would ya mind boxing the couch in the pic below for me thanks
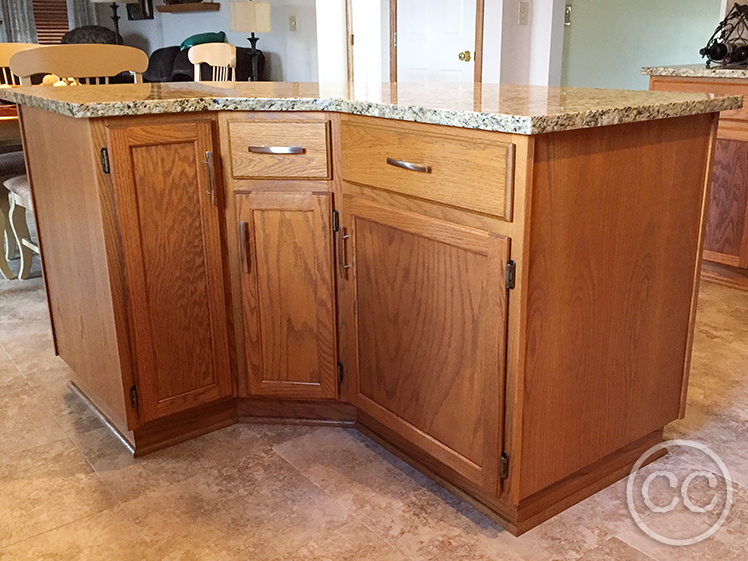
[144,45,266,82]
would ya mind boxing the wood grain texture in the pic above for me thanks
[237,397,355,424]
[341,118,513,218]
[236,191,338,399]
[348,196,508,492]
[701,259,748,290]
[18,107,131,434]
[107,120,232,422]
[132,397,237,457]
[473,0,485,84]
[228,121,330,180]
[649,75,748,123]
[519,115,714,498]
[703,139,748,265]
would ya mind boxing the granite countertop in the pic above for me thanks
[643,65,748,79]
[0,82,741,135]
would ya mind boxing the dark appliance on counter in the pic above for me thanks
[701,3,748,67]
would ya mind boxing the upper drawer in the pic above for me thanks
[341,119,515,220]
[650,76,748,122]
[227,120,331,179]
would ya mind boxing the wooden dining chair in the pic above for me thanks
[9,44,148,86]
[0,43,39,86]
[4,174,36,279]
[188,43,237,82]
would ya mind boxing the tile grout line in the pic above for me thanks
[269,436,420,561]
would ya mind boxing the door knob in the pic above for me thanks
[458,50,472,62]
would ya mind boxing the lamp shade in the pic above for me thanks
[231,2,272,33]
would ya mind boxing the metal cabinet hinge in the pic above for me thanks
[332,209,340,232]
[505,260,516,290]
[100,147,110,174]
[129,385,139,411]
[499,452,510,479]
[337,362,344,384]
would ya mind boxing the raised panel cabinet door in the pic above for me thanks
[346,197,509,493]
[107,121,232,423]
[236,191,338,399]
[703,138,748,268]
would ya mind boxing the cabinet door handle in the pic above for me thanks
[337,227,351,276]
[248,146,306,155]
[386,157,431,173]
[204,150,217,206]
[239,220,250,273]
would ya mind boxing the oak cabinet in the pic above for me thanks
[344,196,510,493]
[107,120,233,422]
[235,191,338,399]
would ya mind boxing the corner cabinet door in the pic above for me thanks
[347,197,509,494]
[236,191,338,399]
[107,121,232,423]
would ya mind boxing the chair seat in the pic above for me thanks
[4,174,31,208]
[0,151,26,182]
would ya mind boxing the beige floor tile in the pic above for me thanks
[275,428,524,561]
[69,425,208,503]
[272,519,409,561]
[0,383,68,455]
[0,508,152,561]
[122,456,353,561]
[576,537,656,561]
[0,439,117,548]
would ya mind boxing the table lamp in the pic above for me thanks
[230,1,272,81]
[90,0,139,45]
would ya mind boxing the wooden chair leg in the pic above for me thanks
[9,197,32,280]
[0,186,17,262]
[0,191,14,280]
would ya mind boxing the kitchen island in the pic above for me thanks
[1,82,740,534]
[645,65,748,290]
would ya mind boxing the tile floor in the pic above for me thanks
[0,258,747,560]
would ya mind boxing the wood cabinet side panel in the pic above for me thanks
[519,115,715,498]
[18,107,130,433]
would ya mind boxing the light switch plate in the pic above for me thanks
[518,1,530,25]
[289,16,297,31]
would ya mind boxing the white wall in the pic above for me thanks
[117,0,319,82]
[561,0,721,90]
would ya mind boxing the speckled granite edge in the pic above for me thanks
[0,89,742,135]
[643,65,748,79]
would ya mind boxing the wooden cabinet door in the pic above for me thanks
[703,138,748,268]
[107,121,232,423]
[236,191,338,399]
[346,197,509,493]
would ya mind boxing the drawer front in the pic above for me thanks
[228,121,330,179]
[341,120,515,219]
[650,76,748,122]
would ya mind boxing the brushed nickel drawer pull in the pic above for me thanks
[204,150,217,206]
[248,146,306,155]
[239,221,250,273]
[337,227,351,276]
[386,157,431,173]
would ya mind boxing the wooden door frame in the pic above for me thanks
[389,0,485,83]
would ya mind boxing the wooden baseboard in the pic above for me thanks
[701,260,748,291]
[132,397,238,457]
[357,411,665,536]
[515,430,664,532]
[237,397,356,426]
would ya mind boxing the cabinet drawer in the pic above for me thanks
[228,121,330,179]
[341,120,515,220]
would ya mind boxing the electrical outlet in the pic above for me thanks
[518,1,530,25]
[289,16,297,31]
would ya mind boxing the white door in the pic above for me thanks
[397,0,476,82]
